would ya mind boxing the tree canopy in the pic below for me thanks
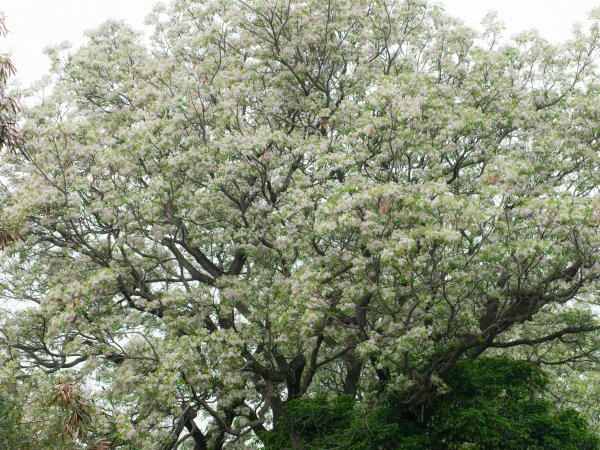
[0,0,599,448]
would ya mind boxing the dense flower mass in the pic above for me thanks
[0,0,599,448]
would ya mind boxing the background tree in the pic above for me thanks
[0,0,599,448]
[0,14,19,247]
[0,14,18,153]
[260,357,600,449]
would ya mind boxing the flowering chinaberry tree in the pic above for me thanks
[0,0,599,448]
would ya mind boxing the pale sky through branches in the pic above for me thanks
[1,0,600,87]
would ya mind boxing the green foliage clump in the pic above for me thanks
[261,357,600,449]
[0,394,29,450]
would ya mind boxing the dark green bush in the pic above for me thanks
[261,357,599,449]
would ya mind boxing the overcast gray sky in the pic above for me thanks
[1,0,600,86]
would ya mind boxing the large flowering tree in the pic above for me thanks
[1,0,599,448]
